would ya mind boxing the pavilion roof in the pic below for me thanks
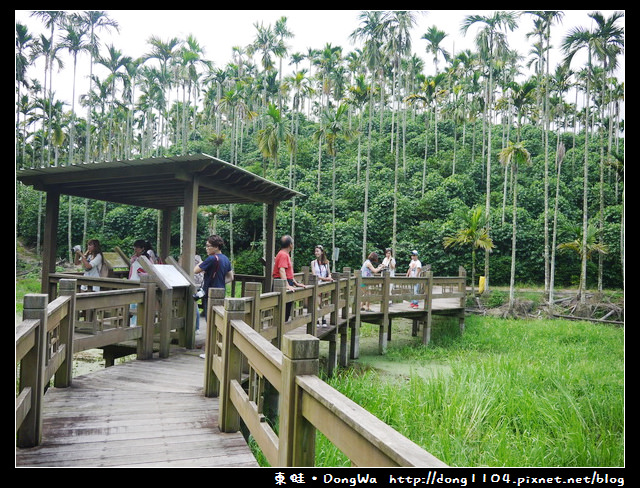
[16,153,302,210]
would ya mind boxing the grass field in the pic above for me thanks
[314,315,624,467]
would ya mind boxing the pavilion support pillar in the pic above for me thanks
[159,208,173,263]
[41,190,60,297]
[182,177,199,272]
[264,202,278,292]
[181,177,199,349]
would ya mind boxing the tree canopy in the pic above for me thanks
[16,10,624,298]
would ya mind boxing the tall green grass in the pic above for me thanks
[320,316,624,467]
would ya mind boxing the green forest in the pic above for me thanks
[15,11,624,302]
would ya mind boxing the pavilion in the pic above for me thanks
[16,153,302,293]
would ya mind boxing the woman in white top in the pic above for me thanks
[74,239,103,291]
[311,245,332,283]
[311,245,332,326]
[382,248,396,275]
[406,250,422,308]
[382,247,396,302]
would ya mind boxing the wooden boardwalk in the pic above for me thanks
[16,294,463,468]
[15,347,259,467]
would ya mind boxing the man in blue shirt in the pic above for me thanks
[194,235,233,318]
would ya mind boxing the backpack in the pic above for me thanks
[99,253,110,277]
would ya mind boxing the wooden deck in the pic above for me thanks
[360,296,464,318]
[15,347,259,467]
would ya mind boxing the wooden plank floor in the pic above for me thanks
[15,350,259,467]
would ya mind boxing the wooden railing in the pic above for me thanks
[202,290,448,467]
[15,276,160,448]
[48,255,198,358]
[16,279,76,447]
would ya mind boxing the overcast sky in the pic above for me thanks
[16,9,624,109]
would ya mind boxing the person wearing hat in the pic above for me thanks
[406,250,422,308]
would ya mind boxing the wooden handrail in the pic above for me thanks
[296,375,447,467]
[202,268,466,466]
[210,296,447,467]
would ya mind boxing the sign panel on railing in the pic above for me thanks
[153,265,191,287]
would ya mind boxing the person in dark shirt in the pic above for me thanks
[194,235,232,318]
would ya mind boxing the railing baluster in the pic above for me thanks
[55,279,76,387]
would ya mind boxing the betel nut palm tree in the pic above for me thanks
[461,11,518,295]
[444,206,494,297]
[557,223,609,305]
[498,141,532,312]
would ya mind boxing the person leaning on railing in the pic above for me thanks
[272,235,306,320]
[360,252,383,312]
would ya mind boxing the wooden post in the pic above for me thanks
[301,265,311,313]
[341,267,351,321]
[179,178,199,351]
[264,203,278,293]
[219,298,250,432]
[159,208,172,263]
[203,301,219,397]
[423,270,434,345]
[307,274,319,336]
[412,318,419,337]
[184,290,197,351]
[330,272,340,326]
[55,279,77,387]
[41,190,59,296]
[278,334,319,467]
[273,278,287,349]
[245,282,262,331]
[18,294,48,447]
[203,288,227,397]
[379,270,390,354]
[138,276,156,359]
[208,287,226,309]
[351,271,362,359]
[458,266,467,334]
[336,272,349,367]
[181,176,199,273]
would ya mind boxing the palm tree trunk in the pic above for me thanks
[579,54,591,304]
[509,165,518,311]
[362,83,374,262]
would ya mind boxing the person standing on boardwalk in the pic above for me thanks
[311,245,332,284]
[74,239,103,291]
[194,234,232,319]
[381,248,396,276]
[382,247,396,303]
[311,244,332,326]
[129,239,150,281]
[406,250,422,308]
[360,252,383,311]
[272,235,306,320]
